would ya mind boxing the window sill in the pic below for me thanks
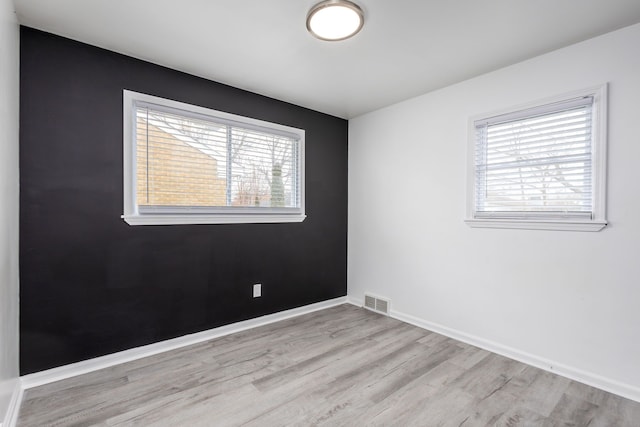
[123,213,306,226]
[464,218,607,232]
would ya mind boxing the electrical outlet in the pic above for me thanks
[253,283,262,298]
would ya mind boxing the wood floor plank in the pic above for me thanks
[547,393,600,426]
[448,352,527,400]
[352,372,441,426]
[493,406,551,427]
[16,304,640,426]
[447,342,491,370]
[455,389,519,426]
[516,370,572,417]
[367,341,462,404]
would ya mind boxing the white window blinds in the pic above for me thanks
[123,90,306,225]
[473,96,595,220]
[133,102,301,214]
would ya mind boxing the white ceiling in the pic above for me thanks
[13,0,640,119]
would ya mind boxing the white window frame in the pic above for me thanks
[465,85,608,232]
[122,90,306,225]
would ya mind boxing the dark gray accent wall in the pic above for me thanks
[19,27,348,375]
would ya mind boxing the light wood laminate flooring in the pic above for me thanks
[17,304,640,426]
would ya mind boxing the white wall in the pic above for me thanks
[0,0,20,423]
[349,23,640,400]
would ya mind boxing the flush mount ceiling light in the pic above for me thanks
[306,0,364,41]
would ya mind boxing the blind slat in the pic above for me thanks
[475,96,593,127]
[483,134,590,153]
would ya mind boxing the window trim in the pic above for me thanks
[122,90,306,225]
[465,84,608,232]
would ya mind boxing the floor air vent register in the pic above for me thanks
[364,294,390,315]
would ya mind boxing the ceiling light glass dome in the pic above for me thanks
[307,0,364,41]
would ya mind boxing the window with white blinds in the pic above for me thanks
[466,85,607,231]
[122,90,305,225]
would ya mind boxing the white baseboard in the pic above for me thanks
[348,297,640,403]
[2,379,23,427]
[21,297,348,390]
[18,295,639,410]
